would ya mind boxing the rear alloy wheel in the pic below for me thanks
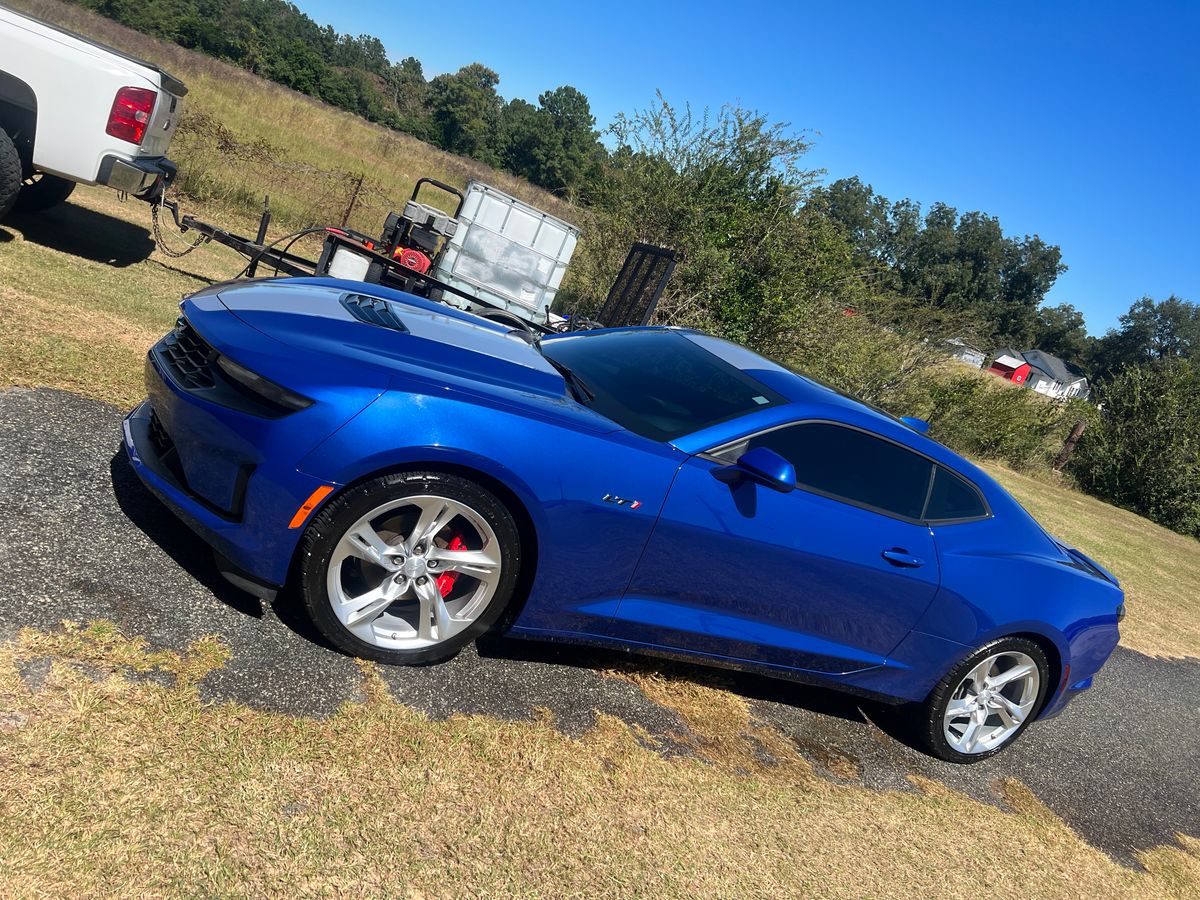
[15,171,75,213]
[920,637,1048,763]
[299,472,521,665]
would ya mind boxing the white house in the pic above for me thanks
[1016,349,1090,400]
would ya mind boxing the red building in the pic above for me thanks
[987,350,1032,384]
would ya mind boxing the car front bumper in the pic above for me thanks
[121,350,339,590]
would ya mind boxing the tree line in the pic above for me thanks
[78,0,1195,370]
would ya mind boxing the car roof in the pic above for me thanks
[547,326,885,412]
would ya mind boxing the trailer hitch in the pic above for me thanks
[151,195,210,259]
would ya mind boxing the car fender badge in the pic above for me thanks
[602,494,642,510]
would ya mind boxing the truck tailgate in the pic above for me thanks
[141,89,183,158]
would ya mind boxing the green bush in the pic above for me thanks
[1070,362,1200,537]
[913,368,1080,467]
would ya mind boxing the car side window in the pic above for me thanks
[924,465,988,522]
[724,422,935,521]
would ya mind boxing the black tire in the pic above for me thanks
[15,171,75,213]
[919,636,1050,763]
[0,129,20,221]
[298,470,522,665]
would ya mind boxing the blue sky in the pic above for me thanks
[301,0,1199,335]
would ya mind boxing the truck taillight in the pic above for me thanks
[106,87,157,144]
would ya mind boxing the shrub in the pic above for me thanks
[1070,362,1200,537]
[916,368,1071,467]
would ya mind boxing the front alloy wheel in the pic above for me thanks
[300,472,521,665]
[920,637,1049,763]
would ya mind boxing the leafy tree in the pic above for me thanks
[997,235,1065,347]
[533,86,603,194]
[1032,302,1090,365]
[427,63,503,164]
[567,96,864,361]
[806,177,894,263]
[498,98,545,182]
[500,87,603,195]
[1091,295,1200,378]
[386,57,427,117]
[808,179,1065,347]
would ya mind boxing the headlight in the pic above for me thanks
[217,355,313,412]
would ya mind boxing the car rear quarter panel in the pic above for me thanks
[1,7,171,180]
[919,516,1122,708]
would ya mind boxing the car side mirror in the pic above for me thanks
[900,416,930,434]
[713,446,796,493]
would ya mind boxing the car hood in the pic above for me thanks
[212,278,567,399]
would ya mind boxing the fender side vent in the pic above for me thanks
[341,293,409,333]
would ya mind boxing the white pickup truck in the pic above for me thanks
[0,4,185,219]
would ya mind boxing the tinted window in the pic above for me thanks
[925,466,987,521]
[539,330,783,441]
[734,423,934,520]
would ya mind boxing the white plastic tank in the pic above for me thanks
[434,181,580,324]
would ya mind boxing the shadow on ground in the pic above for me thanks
[4,200,155,266]
[108,450,263,620]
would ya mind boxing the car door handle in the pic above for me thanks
[881,549,925,568]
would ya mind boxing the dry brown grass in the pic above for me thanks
[1,622,1197,898]
[985,464,1200,659]
[0,185,249,406]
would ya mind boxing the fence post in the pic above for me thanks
[341,173,365,228]
[1053,421,1087,471]
[246,195,271,278]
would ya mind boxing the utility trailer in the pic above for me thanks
[158,178,677,334]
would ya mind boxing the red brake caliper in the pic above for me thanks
[435,534,467,598]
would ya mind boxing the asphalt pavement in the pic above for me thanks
[0,386,1196,865]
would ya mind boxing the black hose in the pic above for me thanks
[235,227,329,279]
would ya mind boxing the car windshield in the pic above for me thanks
[539,330,784,441]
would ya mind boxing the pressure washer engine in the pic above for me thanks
[321,182,460,284]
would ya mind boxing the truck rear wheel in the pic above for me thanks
[15,171,75,213]
[0,129,20,220]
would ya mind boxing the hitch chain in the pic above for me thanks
[151,198,210,259]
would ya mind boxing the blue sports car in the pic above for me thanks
[122,277,1124,762]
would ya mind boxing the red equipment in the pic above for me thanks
[393,246,431,274]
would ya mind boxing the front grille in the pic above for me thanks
[161,317,217,389]
[341,293,408,332]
